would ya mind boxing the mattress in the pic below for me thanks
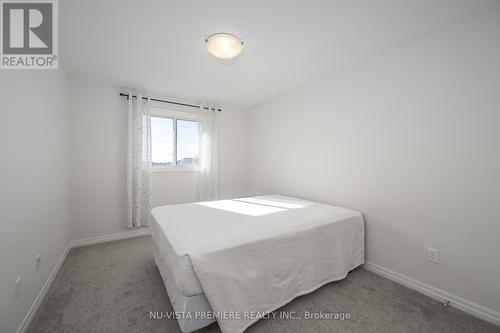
[150,215,203,296]
[152,242,215,332]
[151,194,365,332]
[150,195,320,297]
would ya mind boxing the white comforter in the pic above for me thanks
[151,195,364,333]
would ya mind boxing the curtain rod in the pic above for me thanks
[119,93,222,112]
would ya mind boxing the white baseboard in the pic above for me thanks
[17,228,151,333]
[363,261,500,327]
[69,227,150,248]
[16,245,70,333]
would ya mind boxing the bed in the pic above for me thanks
[150,194,365,333]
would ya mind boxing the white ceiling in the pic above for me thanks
[61,0,496,108]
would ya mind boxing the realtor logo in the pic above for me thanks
[1,0,58,69]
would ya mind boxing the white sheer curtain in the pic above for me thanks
[197,105,219,201]
[127,94,152,228]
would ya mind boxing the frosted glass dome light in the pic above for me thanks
[205,33,244,59]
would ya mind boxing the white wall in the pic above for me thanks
[69,78,250,240]
[248,7,500,315]
[0,70,71,333]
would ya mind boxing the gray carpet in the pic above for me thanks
[27,236,499,333]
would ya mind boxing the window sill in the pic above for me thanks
[152,167,199,173]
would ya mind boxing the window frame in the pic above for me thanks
[150,108,200,173]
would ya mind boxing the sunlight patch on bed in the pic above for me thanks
[197,200,288,216]
[236,197,306,209]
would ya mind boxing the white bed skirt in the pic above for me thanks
[153,243,216,332]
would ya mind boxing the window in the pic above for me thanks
[151,116,199,169]
[176,120,199,166]
[151,117,174,165]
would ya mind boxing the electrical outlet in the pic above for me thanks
[427,248,439,264]
[35,254,42,272]
[15,277,23,300]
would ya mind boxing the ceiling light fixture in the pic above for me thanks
[205,33,244,59]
